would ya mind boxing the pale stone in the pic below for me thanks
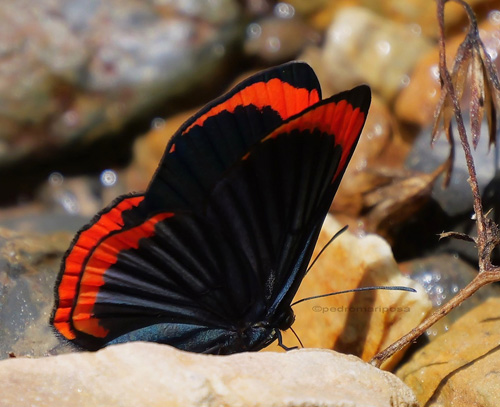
[360,0,493,37]
[397,297,500,406]
[1,343,418,407]
[264,215,432,371]
[322,7,433,100]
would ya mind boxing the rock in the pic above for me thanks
[397,296,500,406]
[265,215,432,371]
[0,170,129,233]
[309,0,494,35]
[0,227,71,359]
[308,1,361,31]
[406,113,496,217]
[322,7,433,100]
[393,49,442,127]
[1,343,418,407]
[0,0,242,169]
[244,15,320,63]
[400,254,500,339]
[286,0,333,17]
[360,0,494,37]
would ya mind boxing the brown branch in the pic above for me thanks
[371,0,500,368]
[371,270,499,367]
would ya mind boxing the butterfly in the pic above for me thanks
[51,62,371,354]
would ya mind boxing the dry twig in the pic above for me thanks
[372,0,500,368]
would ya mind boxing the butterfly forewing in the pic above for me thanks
[141,62,322,214]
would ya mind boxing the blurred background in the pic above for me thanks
[2,0,500,242]
[3,0,500,396]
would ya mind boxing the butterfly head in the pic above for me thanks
[274,306,295,331]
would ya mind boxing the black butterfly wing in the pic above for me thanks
[50,85,370,352]
[52,62,323,349]
[137,61,322,215]
[201,86,372,325]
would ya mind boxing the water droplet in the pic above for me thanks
[247,23,262,39]
[486,47,498,61]
[488,10,500,25]
[100,169,117,187]
[356,159,367,171]
[274,2,295,19]
[430,64,440,80]
[409,23,422,36]
[212,43,225,57]
[266,37,281,53]
[422,273,433,284]
[356,222,367,237]
[376,40,391,56]
[400,74,410,87]
[151,118,165,129]
[332,23,352,44]
[59,192,80,214]
[49,172,64,186]
[63,110,79,128]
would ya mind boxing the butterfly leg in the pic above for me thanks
[276,330,298,351]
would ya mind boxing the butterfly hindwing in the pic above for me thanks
[52,194,145,341]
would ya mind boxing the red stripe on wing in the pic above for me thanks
[71,212,173,338]
[260,94,368,181]
[53,196,145,340]
[168,79,320,153]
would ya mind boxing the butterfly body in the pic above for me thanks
[51,62,371,354]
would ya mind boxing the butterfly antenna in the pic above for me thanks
[306,225,348,274]
[291,285,416,307]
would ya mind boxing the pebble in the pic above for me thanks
[322,7,433,99]
[397,297,500,406]
[1,343,418,407]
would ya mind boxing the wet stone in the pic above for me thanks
[397,297,500,407]
[400,254,500,340]
[322,7,433,99]
[0,227,71,359]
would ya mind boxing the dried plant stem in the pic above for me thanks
[371,270,498,367]
[371,0,500,368]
